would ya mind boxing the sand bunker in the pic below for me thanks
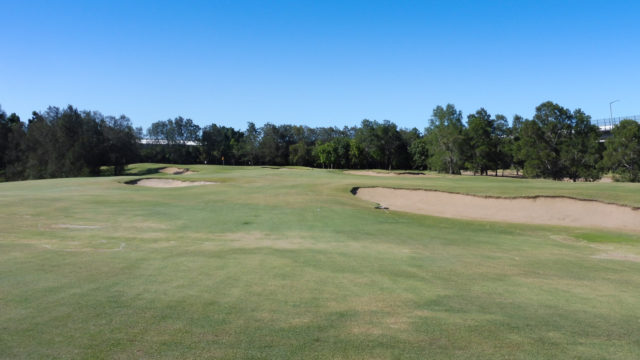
[354,187,640,232]
[345,171,429,177]
[130,179,215,188]
[160,167,194,175]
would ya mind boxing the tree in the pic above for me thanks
[289,142,311,166]
[0,109,27,180]
[493,114,512,176]
[348,139,366,169]
[101,115,139,175]
[354,119,406,170]
[513,102,601,181]
[239,122,261,165]
[426,104,467,174]
[466,108,494,175]
[398,128,420,169]
[409,137,429,170]
[601,120,640,182]
[312,141,333,168]
[145,117,201,163]
[510,115,526,175]
[560,109,602,181]
[514,119,543,177]
[0,107,8,172]
[201,124,243,165]
[24,111,53,179]
[528,101,574,179]
[259,124,294,166]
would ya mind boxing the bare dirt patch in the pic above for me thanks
[354,187,640,232]
[129,179,216,188]
[598,176,614,183]
[160,167,195,175]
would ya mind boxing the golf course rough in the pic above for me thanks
[1,163,639,359]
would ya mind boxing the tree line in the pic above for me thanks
[0,105,139,180]
[1,101,639,182]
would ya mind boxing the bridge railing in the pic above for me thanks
[592,115,640,130]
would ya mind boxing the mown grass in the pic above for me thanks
[1,164,639,359]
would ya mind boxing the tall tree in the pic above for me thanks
[354,119,405,170]
[348,139,366,169]
[426,104,467,174]
[0,109,27,180]
[560,109,602,181]
[601,119,640,182]
[408,137,429,170]
[201,124,243,165]
[101,115,139,175]
[466,108,494,175]
[145,117,201,163]
[493,114,512,176]
[510,115,526,175]
[239,122,261,165]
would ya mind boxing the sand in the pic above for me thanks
[160,167,195,175]
[345,171,430,177]
[354,187,640,232]
[131,179,216,188]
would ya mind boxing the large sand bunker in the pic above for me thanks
[130,179,215,188]
[354,187,640,232]
[160,167,194,175]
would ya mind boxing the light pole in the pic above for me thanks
[609,100,620,126]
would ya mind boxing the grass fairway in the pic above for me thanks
[1,164,640,359]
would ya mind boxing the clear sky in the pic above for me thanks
[1,0,638,130]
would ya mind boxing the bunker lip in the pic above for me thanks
[345,170,430,177]
[160,167,195,175]
[126,178,216,188]
[352,187,640,232]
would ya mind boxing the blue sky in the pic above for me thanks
[1,0,638,130]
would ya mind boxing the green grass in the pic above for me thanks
[1,164,639,359]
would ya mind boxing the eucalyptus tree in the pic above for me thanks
[426,104,467,174]
[146,117,201,163]
[601,119,640,182]
[561,109,602,181]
